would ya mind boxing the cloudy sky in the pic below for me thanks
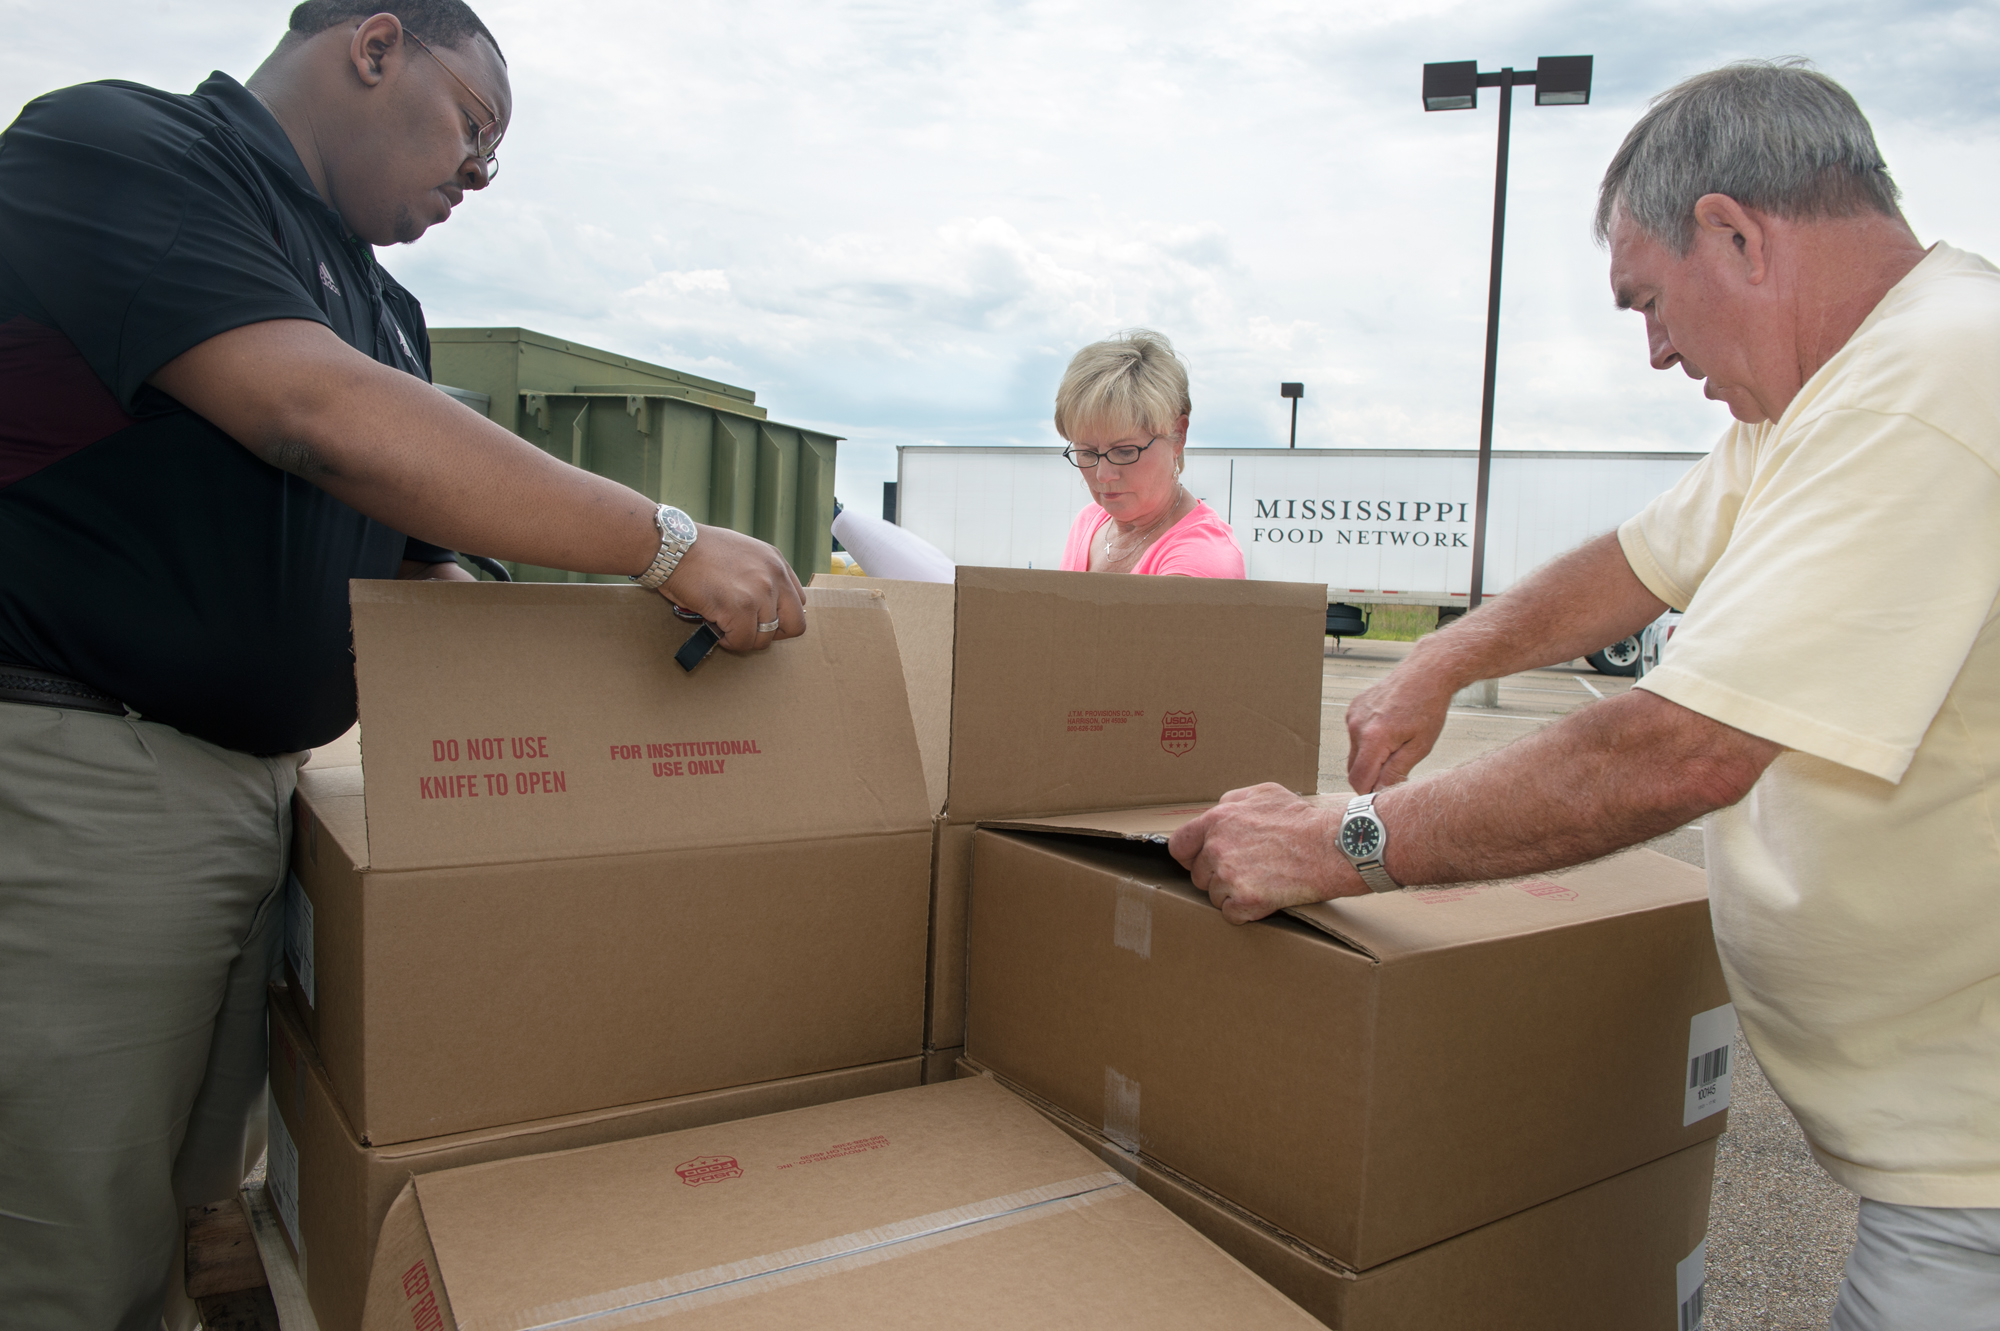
[6,0,1997,512]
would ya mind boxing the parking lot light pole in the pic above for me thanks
[1281,382,1304,448]
[1423,54,1593,609]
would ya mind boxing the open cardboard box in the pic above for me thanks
[265,988,923,1331]
[286,582,934,1144]
[966,1063,1715,1331]
[808,569,1328,1060]
[361,1077,1322,1329]
[964,802,1735,1269]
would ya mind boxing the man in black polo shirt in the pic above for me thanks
[0,4,806,1326]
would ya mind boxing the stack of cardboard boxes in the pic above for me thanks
[277,569,1734,1329]
[273,580,942,1331]
[961,807,1731,1328]
[835,568,1734,1328]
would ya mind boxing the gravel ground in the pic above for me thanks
[1320,640,1856,1328]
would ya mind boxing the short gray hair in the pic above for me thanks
[1053,329,1191,442]
[1595,60,1900,253]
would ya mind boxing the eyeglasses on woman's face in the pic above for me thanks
[1062,435,1159,469]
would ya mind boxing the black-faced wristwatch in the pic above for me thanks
[1338,792,1401,893]
[631,504,698,590]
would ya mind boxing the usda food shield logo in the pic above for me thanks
[1161,711,1197,757]
[675,1154,744,1186]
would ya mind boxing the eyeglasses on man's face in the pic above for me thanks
[1062,435,1159,469]
[407,29,502,185]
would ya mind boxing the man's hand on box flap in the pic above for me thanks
[1179,689,1781,926]
[662,525,807,653]
[1169,784,1365,924]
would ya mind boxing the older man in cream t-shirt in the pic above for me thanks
[1167,61,2000,1329]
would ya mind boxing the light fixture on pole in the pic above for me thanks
[1422,54,1592,609]
[1281,382,1303,448]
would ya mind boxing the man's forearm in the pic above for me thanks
[154,320,659,575]
[1344,532,1675,790]
[1401,533,1669,693]
[1374,688,1778,885]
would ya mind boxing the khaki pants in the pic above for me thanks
[0,701,298,1331]
[1832,1199,2000,1331]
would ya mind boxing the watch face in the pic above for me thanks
[661,506,697,545]
[1340,816,1382,860]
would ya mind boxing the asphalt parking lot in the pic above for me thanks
[1319,638,1856,1330]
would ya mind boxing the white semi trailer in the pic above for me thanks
[892,445,1704,672]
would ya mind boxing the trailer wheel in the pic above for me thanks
[1585,637,1642,677]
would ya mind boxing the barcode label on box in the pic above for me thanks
[268,1102,302,1256]
[284,872,315,1009]
[1683,1003,1736,1126]
[1676,1238,1706,1329]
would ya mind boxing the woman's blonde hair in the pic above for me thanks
[1053,329,1191,442]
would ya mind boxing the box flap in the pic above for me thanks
[1289,848,1709,962]
[987,800,1709,963]
[980,802,1231,845]
[945,568,1325,822]
[810,575,955,815]
[296,765,368,867]
[412,1079,1122,1325]
[380,1077,1317,1330]
[350,582,930,871]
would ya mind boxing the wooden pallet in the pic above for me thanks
[187,1186,317,1331]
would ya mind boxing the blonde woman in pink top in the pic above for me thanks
[1054,330,1246,578]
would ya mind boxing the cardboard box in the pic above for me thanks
[361,1077,1322,1329]
[286,582,933,1143]
[920,1045,963,1085]
[964,805,1734,1268]
[972,1063,1716,1331]
[812,569,1327,1052]
[265,991,922,1331]
[806,575,956,815]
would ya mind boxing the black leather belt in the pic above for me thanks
[0,665,127,716]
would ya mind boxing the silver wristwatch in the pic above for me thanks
[1337,793,1401,893]
[630,505,697,590]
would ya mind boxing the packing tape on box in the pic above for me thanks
[1113,881,1153,958]
[1091,1137,1142,1183]
[1104,1068,1143,1152]
[504,1171,1130,1330]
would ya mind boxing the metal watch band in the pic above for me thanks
[1343,793,1402,894]
[631,505,694,591]
[1354,860,1401,893]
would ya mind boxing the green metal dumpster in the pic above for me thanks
[429,327,840,583]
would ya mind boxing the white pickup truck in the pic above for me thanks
[892,445,1702,674]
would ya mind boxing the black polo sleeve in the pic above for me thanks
[0,79,330,410]
[403,537,460,565]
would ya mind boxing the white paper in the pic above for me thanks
[1676,1238,1706,1330]
[284,872,315,1009]
[267,1102,302,1260]
[1683,1003,1736,1126]
[831,510,955,583]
